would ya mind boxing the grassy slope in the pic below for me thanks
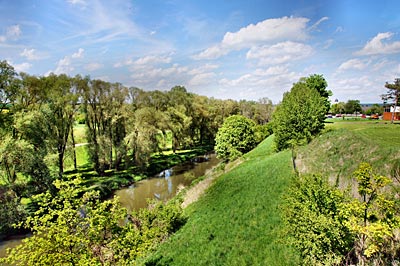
[297,121,400,183]
[143,136,299,265]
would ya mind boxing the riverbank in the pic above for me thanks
[143,136,300,265]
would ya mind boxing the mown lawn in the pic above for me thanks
[143,136,299,265]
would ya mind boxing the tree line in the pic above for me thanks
[0,60,273,238]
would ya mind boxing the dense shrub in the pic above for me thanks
[214,115,256,161]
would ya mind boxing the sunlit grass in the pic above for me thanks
[143,136,299,265]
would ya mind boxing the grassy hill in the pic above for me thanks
[297,121,400,187]
[143,136,299,265]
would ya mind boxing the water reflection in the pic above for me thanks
[114,153,219,212]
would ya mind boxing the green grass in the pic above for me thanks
[73,123,87,144]
[143,136,299,265]
[297,120,400,183]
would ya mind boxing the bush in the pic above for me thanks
[214,115,256,161]
[282,174,353,265]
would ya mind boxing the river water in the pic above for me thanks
[114,152,219,211]
[0,152,219,258]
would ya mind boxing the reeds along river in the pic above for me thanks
[0,152,220,258]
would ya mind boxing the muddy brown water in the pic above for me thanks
[114,152,219,211]
[0,152,219,258]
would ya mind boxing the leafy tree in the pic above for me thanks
[330,102,345,115]
[342,163,400,265]
[214,115,256,160]
[0,60,20,113]
[303,74,331,113]
[0,178,185,265]
[344,99,362,114]
[272,79,326,151]
[365,104,383,116]
[382,78,400,123]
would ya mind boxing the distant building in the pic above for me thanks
[383,106,400,121]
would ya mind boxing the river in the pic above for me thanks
[0,152,219,258]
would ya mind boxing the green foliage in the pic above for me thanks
[214,115,257,160]
[303,74,331,113]
[1,178,185,265]
[283,162,400,265]
[282,174,353,265]
[365,104,383,115]
[144,136,299,265]
[344,99,362,114]
[0,187,27,239]
[330,101,345,115]
[341,163,400,264]
[272,78,326,151]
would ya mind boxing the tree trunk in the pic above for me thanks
[71,126,77,170]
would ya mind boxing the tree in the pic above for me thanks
[214,115,256,161]
[331,102,345,115]
[272,79,326,151]
[365,104,383,116]
[1,178,185,265]
[344,100,362,114]
[383,78,400,123]
[303,74,331,113]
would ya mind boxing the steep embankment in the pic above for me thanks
[296,122,400,187]
[143,136,300,265]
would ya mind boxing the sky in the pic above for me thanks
[0,0,399,104]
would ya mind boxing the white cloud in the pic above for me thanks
[188,72,216,86]
[246,41,313,65]
[13,62,32,73]
[20,48,40,60]
[134,55,171,66]
[355,32,400,56]
[194,16,310,60]
[67,0,86,5]
[338,58,369,72]
[51,48,84,75]
[0,25,22,42]
[309,17,329,31]
[85,62,103,71]
[71,48,84,58]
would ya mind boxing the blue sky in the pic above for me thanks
[1,0,399,103]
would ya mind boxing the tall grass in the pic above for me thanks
[143,137,299,265]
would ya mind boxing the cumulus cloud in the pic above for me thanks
[337,58,369,72]
[355,32,400,56]
[13,62,32,73]
[51,48,84,75]
[246,41,313,65]
[20,48,40,60]
[71,48,84,58]
[0,25,22,42]
[194,16,310,60]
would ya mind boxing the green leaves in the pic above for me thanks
[214,115,257,161]
[272,77,327,151]
[1,178,185,265]
[283,163,400,265]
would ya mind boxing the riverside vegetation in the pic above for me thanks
[1,58,400,265]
